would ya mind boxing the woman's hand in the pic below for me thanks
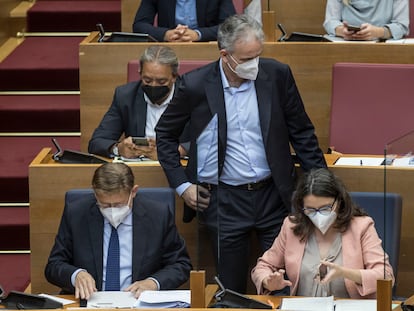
[319,260,362,285]
[262,269,292,291]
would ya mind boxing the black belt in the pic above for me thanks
[199,176,273,191]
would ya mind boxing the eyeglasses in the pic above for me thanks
[96,192,132,209]
[302,197,337,217]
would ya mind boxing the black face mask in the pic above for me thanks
[142,85,170,104]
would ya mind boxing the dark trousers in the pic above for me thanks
[201,181,288,293]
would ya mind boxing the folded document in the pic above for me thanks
[86,290,190,309]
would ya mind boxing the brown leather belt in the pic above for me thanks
[199,176,273,191]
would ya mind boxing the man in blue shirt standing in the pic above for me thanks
[156,14,327,293]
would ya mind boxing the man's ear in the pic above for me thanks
[131,185,139,198]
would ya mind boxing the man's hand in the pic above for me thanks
[125,279,158,298]
[262,269,292,292]
[181,184,210,210]
[74,271,97,300]
[118,137,157,160]
[163,25,199,42]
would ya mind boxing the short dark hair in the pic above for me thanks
[289,168,367,240]
[92,162,134,195]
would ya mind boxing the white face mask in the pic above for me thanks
[308,211,337,235]
[100,205,131,228]
[227,54,259,81]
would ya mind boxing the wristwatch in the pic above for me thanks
[112,144,119,157]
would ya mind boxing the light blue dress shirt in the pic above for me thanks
[71,210,160,290]
[175,0,201,39]
[179,59,271,193]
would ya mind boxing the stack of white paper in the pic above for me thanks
[134,290,190,308]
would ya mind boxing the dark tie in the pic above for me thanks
[105,226,120,291]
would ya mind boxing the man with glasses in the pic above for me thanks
[156,14,326,293]
[45,163,191,299]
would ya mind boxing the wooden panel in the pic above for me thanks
[79,33,414,153]
[0,0,22,45]
[271,0,327,35]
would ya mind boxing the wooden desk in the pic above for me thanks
[79,33,414,153]
[29,150,414,296]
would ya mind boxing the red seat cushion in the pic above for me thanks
[27,1,121,32]
[0,136,80,202]
[0,95,79,132]
[0,37,83,91]
[0,254,30,294]
[0,207,29,250]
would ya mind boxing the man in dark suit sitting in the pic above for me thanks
[45,162,192,299]
[133,0,236,42]
[88,45,187,160]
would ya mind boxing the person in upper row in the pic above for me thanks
[88,45,188,160]
[133,0,236,42]
[323,0,409,40]
[251,168,394,298]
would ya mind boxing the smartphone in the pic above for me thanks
[132,137,149,146]
[347,24,361,32]
[319,264,328,280]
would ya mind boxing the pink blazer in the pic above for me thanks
[251,216,395,298]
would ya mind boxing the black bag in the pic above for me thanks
[52,138,108,164]
[277,23,330,42]
[0,291,63,309]
[210,277,272,309]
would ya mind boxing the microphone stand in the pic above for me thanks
[377,147,392,311]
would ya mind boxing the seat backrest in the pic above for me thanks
[349,192,402,291]
[65,187,175,215]
[233,0,244,14]
[329,63,414,154]
[127,59,211,82]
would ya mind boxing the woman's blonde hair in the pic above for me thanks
[343,0,350,5]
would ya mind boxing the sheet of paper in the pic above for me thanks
[392,157,414,167]
[323,35,378,43]
[334,157,384,166]
[335,299,376,311]
[39,294,75,305]
[86,291,137,308]
[280,296,333,311]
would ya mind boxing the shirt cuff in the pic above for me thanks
[71,268,86,287]
[176,182,192,197]
[194,29,202,41]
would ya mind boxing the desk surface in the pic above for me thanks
[29,150,414,296]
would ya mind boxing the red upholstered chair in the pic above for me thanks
[127,59,211,82]
[329,62,414,154]
[233,0,245,14]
